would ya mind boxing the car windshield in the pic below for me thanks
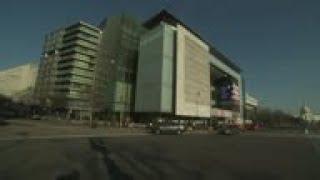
[0,1,319,180]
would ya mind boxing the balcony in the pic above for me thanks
[59,53,95,63]
[58,60,95,71]
[62,39,98,51]
[56,69,93,79]
[63,33,100,44]
[64,26,100,39]
[60,47,97,57]
[56,75,93,85]
[55,91,90,100]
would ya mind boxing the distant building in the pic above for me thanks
[0,62,38,103]
[313,114,320,121]
[300,105,320,122]
[244,94,258,121]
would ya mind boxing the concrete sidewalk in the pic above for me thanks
[0,119,216,141]
[0,133,150,142]
[0,119,150,139]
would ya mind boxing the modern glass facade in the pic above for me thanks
[135,10,244,123]
[36,22,101,116]
[35,28,64,107]
[56,22,101,113]
[135,23,175,114]
[36,10,245,123]
[93,14,146,119]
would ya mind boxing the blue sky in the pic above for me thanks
[0,0,319,114]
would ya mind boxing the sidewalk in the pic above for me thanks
[0,119,149,140]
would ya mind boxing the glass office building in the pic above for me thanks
[135,10,244,124]
[93,14,146,121]
[36,10,245,124]
[36,22,101,119]
[35,28,65,107]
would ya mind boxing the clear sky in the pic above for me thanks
[0,0,319,114]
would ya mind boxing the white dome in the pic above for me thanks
[301,105,311,114]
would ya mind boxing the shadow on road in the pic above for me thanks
[0,120,9,126]
[55,169,80,180]
[89,138,133,180]
[16,131,29,137]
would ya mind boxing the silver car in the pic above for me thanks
[153,123,185,135]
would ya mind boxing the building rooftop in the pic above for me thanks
[66,21,101,32]
[144,10,242,73]
[245,94,258,107]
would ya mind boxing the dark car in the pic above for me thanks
[31,114,41,120]
[217,124,241,135]
[0,117,8,126]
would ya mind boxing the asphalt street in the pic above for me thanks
[0,134,320,180]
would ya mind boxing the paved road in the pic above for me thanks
[0,134,320,180]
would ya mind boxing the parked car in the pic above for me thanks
[217,124,241,135]
[128,123,147,128]
[152,123,185,135]
[0,117,8,126]
[31,114,41,120]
